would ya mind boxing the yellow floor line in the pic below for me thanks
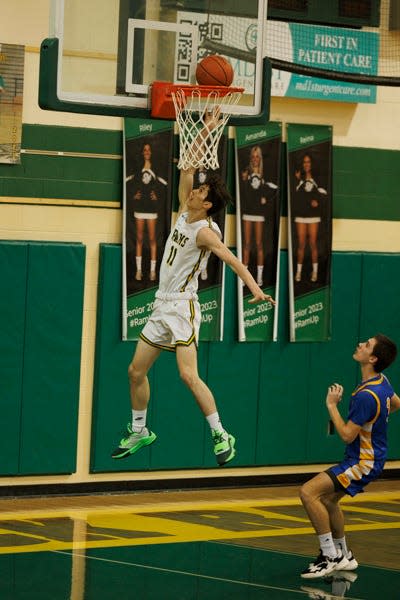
[0,492,398,555]
[0,491,398,521]
[0,515,399,555]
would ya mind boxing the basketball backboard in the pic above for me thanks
[39,0,271,124]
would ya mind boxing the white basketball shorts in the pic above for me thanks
[140,298,201,351]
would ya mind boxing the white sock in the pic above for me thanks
[206,412,224,434]
[333,536,349,556]
[312,262,318,274]
[296,263,303,275]
[136,256,142,271]
[257,265,263,283]
[132,409,147,432]
[318,533,337,559]
[150,259,156,273]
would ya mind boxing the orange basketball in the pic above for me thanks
[196,55,234,87]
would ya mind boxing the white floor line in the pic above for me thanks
[50,548,332,598]
[210,540,399,573]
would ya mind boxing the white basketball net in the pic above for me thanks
[172,88,242,171]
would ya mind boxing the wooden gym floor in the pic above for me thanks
[0,479,399,599]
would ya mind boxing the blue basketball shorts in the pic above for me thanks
[326,458,385,497]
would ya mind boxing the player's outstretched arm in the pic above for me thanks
[177,109,222,214]
[178,167,195,214]
[196,227,275,305]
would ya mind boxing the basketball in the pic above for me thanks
[196,55,234,87]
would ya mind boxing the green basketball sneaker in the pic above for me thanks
[111,423,157,459]
[212,430,236,466]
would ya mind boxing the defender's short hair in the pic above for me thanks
[372,334,397,372]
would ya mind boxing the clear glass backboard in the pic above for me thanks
[40,0,270,123]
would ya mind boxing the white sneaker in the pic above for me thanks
[334,551,350,570]
[301,551,343,579]
[339,550,358,571]
[111,424,156,459]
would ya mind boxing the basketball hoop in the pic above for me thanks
[151,81,243,170]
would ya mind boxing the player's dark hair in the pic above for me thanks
[372,333,397,372]
[204,174,232,216]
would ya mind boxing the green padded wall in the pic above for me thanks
[359,253,400,459]
[207,263,262,467]
[306,253,363,463]
[0,241,84,476]
[150,344,210,469]
[18,242,85,474]
[0,243,28,475]
[257,252,311,465]
[91,245,213,471]
[91,244,142,473]
[91,245,400,471]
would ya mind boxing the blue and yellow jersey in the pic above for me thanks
[345,373,394,463]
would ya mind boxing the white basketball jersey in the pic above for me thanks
[158,212,221,298]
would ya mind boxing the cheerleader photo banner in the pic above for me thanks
[286,123,333,342]
[123,118,174,340]
[235,122,282,342]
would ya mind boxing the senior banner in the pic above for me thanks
[123,118,174,340]
[287,123,332,342]
[235,122,282,342]
[0,43,24,164]
[123,119,228,342]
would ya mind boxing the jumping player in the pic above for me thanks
[112,112,274,466]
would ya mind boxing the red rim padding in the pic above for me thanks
[150,81,244,119]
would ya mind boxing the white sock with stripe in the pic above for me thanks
[318,533,337,559]
[132,409,147,432]
[333,536,349,556]
[206,412,225,435]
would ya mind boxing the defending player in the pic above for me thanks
[300,334,399,578]
[112,111,274,466]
